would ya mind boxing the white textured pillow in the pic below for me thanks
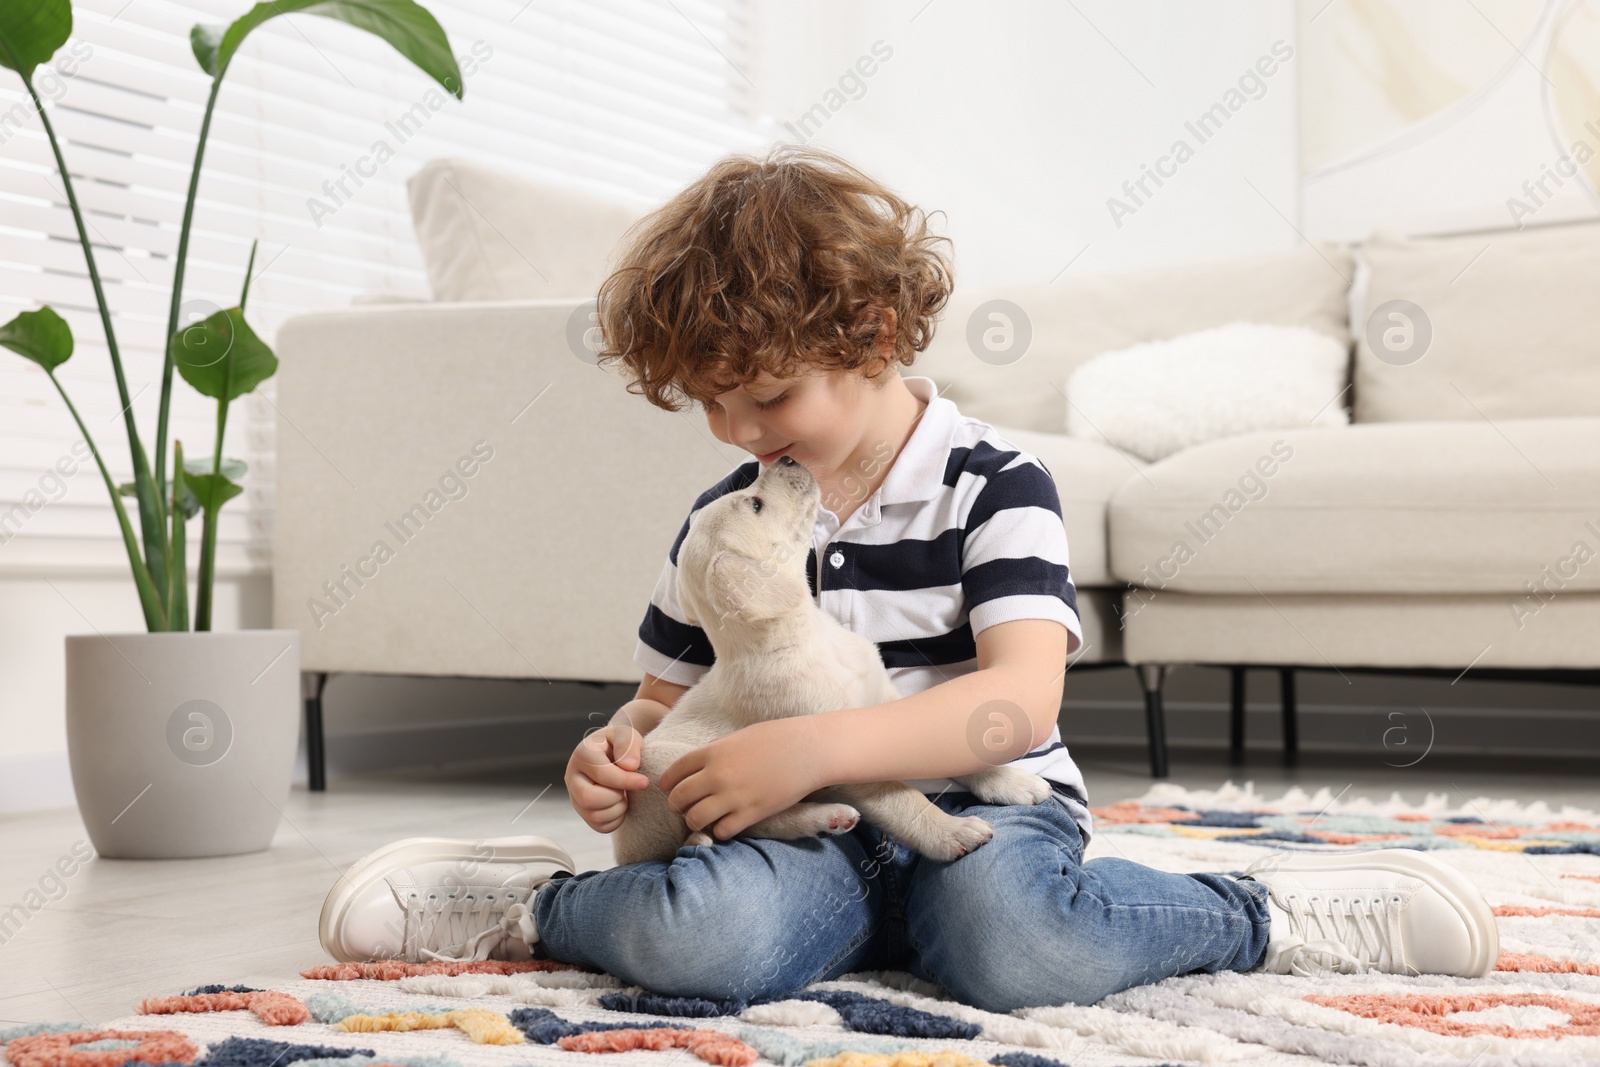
[1064,322,1350,462]
[406,158,647,302]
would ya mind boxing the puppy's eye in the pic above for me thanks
[750,496,763,513]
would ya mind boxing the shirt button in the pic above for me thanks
[829,550,845,569]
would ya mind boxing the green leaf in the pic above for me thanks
[190,23,223,76]
[171,307,278,400]
[0,0,71,81]
[184,470,244,514]
[182,455,245,520]
[201,0,462,98]
[0,306,73,371]
[133,457,247,519]
[191,455,247,481]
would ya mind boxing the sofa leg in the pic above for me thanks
[1280,667,1298,767]
[303,671,330,792]
[1229,666,1246,765]
[1137,665,1169,779]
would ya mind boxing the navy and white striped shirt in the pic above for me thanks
[633,375,1092,842]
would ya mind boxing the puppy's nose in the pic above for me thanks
[764,453,815,495]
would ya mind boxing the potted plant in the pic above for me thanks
[0,0,462,857]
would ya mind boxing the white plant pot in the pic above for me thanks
[65,629,301,859]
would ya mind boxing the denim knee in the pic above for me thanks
[906,805,1110,1010]
[911,852,1264,1010]
[916,881,1129,1009]
[580,850,815,1002]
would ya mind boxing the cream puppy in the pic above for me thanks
[614,456,1051,867]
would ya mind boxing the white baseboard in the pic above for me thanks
[0,714,581,815]
[0,751,78,813]
[9,700,1596,816]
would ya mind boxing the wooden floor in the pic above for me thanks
[3,745,1597,1027]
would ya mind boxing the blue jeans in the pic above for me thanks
[530,788,1272,1011]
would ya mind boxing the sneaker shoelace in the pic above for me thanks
[1264,889,1407,976]
[401,890,538,962]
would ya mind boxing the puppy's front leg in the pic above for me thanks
[832,781,995,861]
[730,801,862,844]
[952,766,1053,806]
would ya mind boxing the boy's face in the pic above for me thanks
[705,366,879,476]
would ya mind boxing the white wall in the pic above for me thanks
[751,0,1302,288]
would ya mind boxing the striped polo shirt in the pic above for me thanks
[633,374,1092,842]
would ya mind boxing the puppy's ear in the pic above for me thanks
[708,549,807,625]
[674,562,704,628]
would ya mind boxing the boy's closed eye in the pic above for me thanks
[709,391,789,412]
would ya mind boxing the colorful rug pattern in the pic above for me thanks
[6,783,1600,1067]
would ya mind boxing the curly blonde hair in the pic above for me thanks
[594,143,955,412]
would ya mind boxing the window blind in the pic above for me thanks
[0,0,764,580]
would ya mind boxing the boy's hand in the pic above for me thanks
[658,717,827,841]
[565,721,653,834]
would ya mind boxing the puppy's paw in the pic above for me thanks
[927,815,994,861]
[684,830,716,847]
[963,768,1053,806]
[1011,772,1054,806]
[815,804,860,835]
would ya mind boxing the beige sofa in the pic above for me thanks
[914,219,1600,776]
[271,158,1600,786]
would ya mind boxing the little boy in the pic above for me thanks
[319,145,1498,1011]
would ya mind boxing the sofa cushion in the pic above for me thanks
[1065,322,1350,461]
[1354,222,1600,422]
[406,158,646,301]
[990,425,1145,588]
[1108,417,1600,595]
[911,242,1355,436]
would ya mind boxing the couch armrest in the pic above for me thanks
[271,299,747,680]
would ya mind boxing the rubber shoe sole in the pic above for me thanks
[319,835,576,963]
[1242,847,1499,976]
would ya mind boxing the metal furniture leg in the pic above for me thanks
[1280,667,1298,766]
[303,671,329,792]
[1229,666,1246,764]
[1137,665,1169,779]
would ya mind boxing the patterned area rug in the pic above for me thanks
[7,782,1600,1067]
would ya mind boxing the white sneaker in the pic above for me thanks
[319,835,576,963]
[1238,848,1499,978]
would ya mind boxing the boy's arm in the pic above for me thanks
[610,673,689,736]
[804,618,1070,786]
